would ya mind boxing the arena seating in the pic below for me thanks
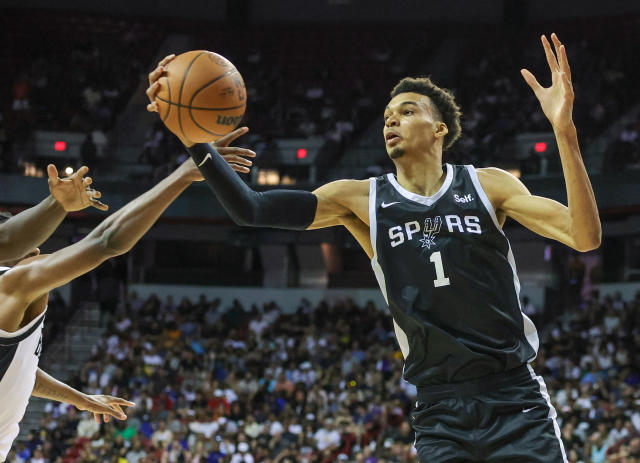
[7,286,640,462]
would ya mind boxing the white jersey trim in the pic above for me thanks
[0,310,46,340]
[369,177,411,360]
[386,164,453,206]
[465,165,539,360]
[527,365,569,462]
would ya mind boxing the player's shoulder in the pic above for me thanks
[313,178,370,197]
[474,166,530,207]
[475,167,528,192]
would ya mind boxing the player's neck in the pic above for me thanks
[394,153,446,197]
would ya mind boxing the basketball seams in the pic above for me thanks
[176,51,208,145]
[188,68,243,137]
[155,96,245,111]
[188,68,239,107]
[161,50,246,143]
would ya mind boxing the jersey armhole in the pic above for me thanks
[465,165,503,232]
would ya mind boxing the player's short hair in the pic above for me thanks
[390,77,462,150]
[0,212,13,224]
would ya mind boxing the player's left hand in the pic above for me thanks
[521,33,574,132]
[48,165,109,212]
[75,394,135,423]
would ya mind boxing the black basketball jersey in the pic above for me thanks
[369,164,538,386]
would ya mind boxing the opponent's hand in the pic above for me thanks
[213,126,256,174]
[521,33,574,132]
[75,394,135,424]
[48,165,108,212]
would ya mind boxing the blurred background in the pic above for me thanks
[1,0,639,462]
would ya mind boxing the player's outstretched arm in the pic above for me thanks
[145,58,365,231]
[497,33,600,251]
[0,166,107,262]
[32,368,135,423]
[0,160,201,304]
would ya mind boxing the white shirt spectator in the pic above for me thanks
[314,426,341,451]
[77,414,100,438]
[269,420,284,436]
[152,428,173,446]
[188,420,219,438]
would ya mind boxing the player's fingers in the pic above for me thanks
[94,413,101,424]
[90,198,109,211]
[217,147,256,157]
[109,398,136,407]
[145,81,161,103]
[147,102,159,113]
[215,126,249,147]
[158,54,176,67]
[230,164,250,173]
[520,69,542,93]
[222,155,253,167]
[541,35,559,72]
[87,189,102,199]
[148,66,166,86]
[559,45,572,82]
[83,176,93,187]
[561,72,574,98]
[47,164,59,186]
[550,33,562,58]
[75,166,89,179]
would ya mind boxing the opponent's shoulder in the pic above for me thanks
[0,255,48,299]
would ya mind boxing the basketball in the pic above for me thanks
[155,50,246,144]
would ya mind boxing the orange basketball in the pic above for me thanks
[155,50,246,144]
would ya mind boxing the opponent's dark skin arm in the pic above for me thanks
[0,160,202,320]
[32,368,135,423]
[0,165,107,261]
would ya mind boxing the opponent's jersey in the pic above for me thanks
[369,164,538,386]
[0,266,45,462]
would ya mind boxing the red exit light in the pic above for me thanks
[297,148,307,159]
[534,142,547,153]
[54,141,67,151]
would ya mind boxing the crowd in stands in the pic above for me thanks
[446,21,640,173]
[1,11,162,174]
[4,14,639,181]
[6,283,640,463]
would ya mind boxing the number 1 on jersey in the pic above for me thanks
[429,251,450,287]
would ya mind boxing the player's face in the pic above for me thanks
[383,92,447,159]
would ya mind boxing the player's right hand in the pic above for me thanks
[146,54,176,114]
[75,394,135,423]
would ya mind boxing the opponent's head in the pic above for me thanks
[0,212,40,267]
[384,77,462,160]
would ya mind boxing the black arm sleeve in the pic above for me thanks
[187,143,318,230]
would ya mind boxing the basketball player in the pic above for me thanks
[148,34,599,462]
[0,138,254,462]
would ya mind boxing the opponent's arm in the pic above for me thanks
[0,160,201,303]
[0,166,107,261]
[32,368,135,423]
[488,33,600,251]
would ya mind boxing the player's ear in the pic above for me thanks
[434,122,448,140]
